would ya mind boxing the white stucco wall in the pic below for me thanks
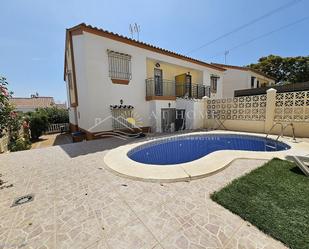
[176,98,205,130]
[69,31,224,133]
[221,68,276,98]
[149,100,176,133]
[221,69,250,98]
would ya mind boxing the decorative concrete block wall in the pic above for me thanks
[204,89,309,138]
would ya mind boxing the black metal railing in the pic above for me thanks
[175,83,206,99]
[146,78,175,97]
[146,78,206,99]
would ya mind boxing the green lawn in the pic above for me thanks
[211,158,309,249]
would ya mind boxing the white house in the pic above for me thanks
[211,63,276,98]
[64,23,227,139]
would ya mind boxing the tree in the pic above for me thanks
[248,55,309,83]
[29,112,49,140]
[0,75,30,151]
[0,76,14,137]
[35,107,69,124]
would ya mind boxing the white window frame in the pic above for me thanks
[210,76,219,93]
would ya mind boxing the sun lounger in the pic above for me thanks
[287,156,309,176]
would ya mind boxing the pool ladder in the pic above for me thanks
[265,122,296,150]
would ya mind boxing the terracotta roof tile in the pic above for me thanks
[66,23,226,72]
[10,97,55,109]
[211,63,276,80]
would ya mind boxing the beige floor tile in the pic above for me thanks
[93,199,137,237]
[56,215,103,249]
[106,219,158,249]
[224,222,288,249]
[138,203,183,241]
[160,221,222,249]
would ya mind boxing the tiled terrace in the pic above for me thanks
[0,137,288,249]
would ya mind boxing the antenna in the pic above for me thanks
[134,23,141,41]
[224,50,229,64]
[129,23,141,40]
[129,24,134,39]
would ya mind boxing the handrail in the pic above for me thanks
[265,122,284,141]
[266,122,296,142]
[283,123,296,142]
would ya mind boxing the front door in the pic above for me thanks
[154,68,163,96]
[161,108,176,132]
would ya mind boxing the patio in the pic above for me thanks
[0,136,289,249]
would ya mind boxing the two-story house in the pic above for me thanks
[64,23,226,138]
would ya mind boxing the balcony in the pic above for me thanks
[146,78,207,101]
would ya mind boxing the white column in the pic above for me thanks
[264,88,277,133]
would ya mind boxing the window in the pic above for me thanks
[251,76,255,88]
[107,50,132,84]
[210,76,219,93]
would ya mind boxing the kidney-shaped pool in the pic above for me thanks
[127,134,290,165]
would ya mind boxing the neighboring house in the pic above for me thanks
[234,81,309,97]
[10,95,67,112]
[211,63,276,98]
[64,23,226,137]
[10,95,55,113]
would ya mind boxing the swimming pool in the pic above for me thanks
[128,134,290,165]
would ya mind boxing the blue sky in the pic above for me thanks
[1,0,308,102]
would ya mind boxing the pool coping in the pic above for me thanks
[103,131,309,182]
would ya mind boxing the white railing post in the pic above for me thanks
[265,88,277,133]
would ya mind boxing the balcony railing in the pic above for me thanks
[146,78,176,98]
[146,78,206,99]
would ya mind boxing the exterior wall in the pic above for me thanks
[221,69,275,98]
[68,106,77,125]
[176,98,204,129]
[146,59,203,83]
[221,69,250,98]
[69,31,224,133]
[65,41,77,106]
[14,107,36,113]
[149,100,176,132]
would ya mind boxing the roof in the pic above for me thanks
[55,103,67,109]
[211,63,276,81]
[10,97,55,109]
[64,23,226,79]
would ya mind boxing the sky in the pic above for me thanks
[1,0,308,103]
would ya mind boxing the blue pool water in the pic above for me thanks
[127,134,290,165]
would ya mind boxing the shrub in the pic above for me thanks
[35,107,69,124]
[9,137,31,152]
[29,113,49,140]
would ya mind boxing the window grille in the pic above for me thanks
[107,50,132,81]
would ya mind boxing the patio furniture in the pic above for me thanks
[287,156,309,176]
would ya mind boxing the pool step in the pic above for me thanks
[265,144,277,149]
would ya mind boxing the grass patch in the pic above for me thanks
[211,158,309,249]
